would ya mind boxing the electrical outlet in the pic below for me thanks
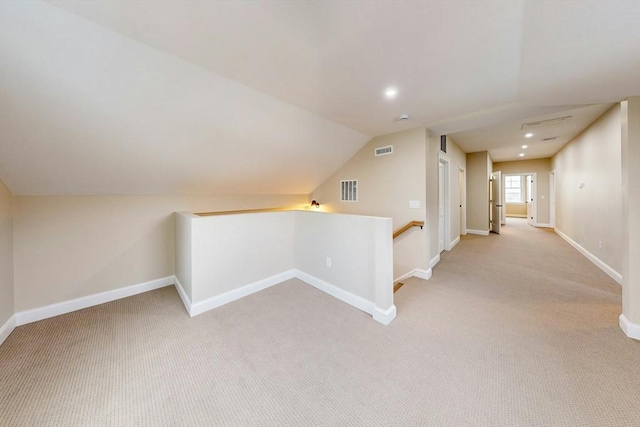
[598,241,602,250]
[326,257,332,267]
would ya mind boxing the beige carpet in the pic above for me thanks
[1,218,639,426]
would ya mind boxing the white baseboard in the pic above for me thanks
[294,269,375,315]
[448,236,460,250]
[394,268,432,283]
[173,276,193,316]
[429,254,440,269]
[619,314,640,340]
[0,314,16,346]
[373,305,397,326]
[414,268,432,280]
[3,267,398,340]
[15,276,175,326]
[535,223,553,228]
[554,228,622,284]
[466,229,489,236]
[190,270,296,317]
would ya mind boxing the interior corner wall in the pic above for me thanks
[493,158,552,224]
[551,104,622,274]
[12,194,307,312]
[466,151,490,232]
[311,127,428,279]
[0,180,14,326]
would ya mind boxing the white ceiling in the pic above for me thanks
[1,1,639,195]
[450,104,614,162]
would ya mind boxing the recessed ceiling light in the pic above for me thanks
[385,88,398,99]
[519,153,525,157]
[522,145,528,149]
[525,133,533,138]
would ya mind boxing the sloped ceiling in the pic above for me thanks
[1,1,638,195]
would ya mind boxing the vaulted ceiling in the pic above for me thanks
[1,1,638,195]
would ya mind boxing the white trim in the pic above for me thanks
[438,156,450,254]
[294,269,375,316]
[554,228,622,285]
[0,314,16,346]
[448,236,460,250]
[372,305,397,326]
[535,223,553,228]
[173,276,193,316]
[459,166,466,237]
[619,314,640,340]
[190,270,296,317]
[466,229,489,236]
[394,268,432,283]
[429,254,440,269]
[15,276,175,326]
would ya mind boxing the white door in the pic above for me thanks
[490,171,502,234]
[438,162,445,252]
[526,174,534,225]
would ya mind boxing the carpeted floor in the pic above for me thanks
[1,218,639,426]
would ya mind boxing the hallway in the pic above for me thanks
[394,219,638,424]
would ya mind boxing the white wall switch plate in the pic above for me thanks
[409,200,421,209]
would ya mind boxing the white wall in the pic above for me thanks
[191,211,295,303]
[311,128,428,280]
[552,105,622,274]
[0,180,14,327]
[294,211,393,309]
[175,212,195,300]
[175,210,395,322]
[12,194,307,311]
[620,97,640,334]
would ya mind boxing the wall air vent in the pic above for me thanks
[542,136,559,141]
[340,180,358,202]
[374,145,393,156]
[521,116,572,130]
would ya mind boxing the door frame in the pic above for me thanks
[524,172,537,225]
[490,171,502,234]
[550,169,556,228]
[438,154,450,253]
[459,167,466,236]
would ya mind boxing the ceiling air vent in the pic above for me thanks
[521,116,572,130]
[542,136,559,141]
[375,145,393,156]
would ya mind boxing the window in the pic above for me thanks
[505,176,523,203]
[340,180,358,202]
